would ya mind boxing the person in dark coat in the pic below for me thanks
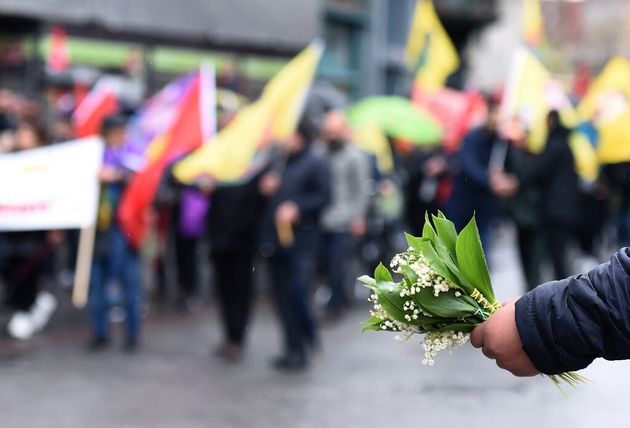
[492,121,544,291]
[402,147,448,237]
[445,101,501,251]
[206,173,267,361]
[260,120,331,372]
[509,110,580,280]
[471,247,630,377]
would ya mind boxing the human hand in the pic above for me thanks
[260,172,281,197]
[196,175,217,195]
[470,299,539,377]
[490,170,519,198]
[423,157,447,177]
[350,217,367,237]
[276,201,299,225]
[377,178,396,196]
[46,230,65,246]
[98,166,123,183]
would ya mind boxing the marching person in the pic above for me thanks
[492,111,580,280]
[445,98,501,251]
[491,118,543,291]
[205,172,267,362]
[88,116,142,352]
[317,110,370,320]
[260,118,331,372]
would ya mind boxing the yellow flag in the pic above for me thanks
[569,132,599,182]
[173,41,324,183]
[597,109,630,164]
[352,122,394,174]
[502,49,578,151]
[578,56,630,120]
[577,57,630,165]
[502,48,597,180]
[405,0,459,91]
[522,0,545,47]
[261,40,324,140]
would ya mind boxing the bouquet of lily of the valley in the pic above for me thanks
[359,212,588,389]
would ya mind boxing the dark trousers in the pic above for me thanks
[89,225,141,339]
[212,249,255,346]
[516,225,543,291]
[269,246,318,359]
[542,220,574,280]
[175,232,198,299]
[2,254,44,311]
[320,231,352,312]
[64,229,80,271]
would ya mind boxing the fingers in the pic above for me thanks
[496,355,540,377]
[470,323,485,348]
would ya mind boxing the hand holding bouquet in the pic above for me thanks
[359,212,588,389]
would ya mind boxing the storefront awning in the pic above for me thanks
[0,0,321,55]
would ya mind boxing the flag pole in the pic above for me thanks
[71,223,97,308]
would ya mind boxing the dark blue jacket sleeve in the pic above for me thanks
[515,248,630,374]
[458,132,490,188]
[293,158,331,219]
[518,139,563,185]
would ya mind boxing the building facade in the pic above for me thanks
[0,0,498,101]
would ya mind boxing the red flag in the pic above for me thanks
[412,87,486,153]
[572,63,592,101]
[73,81,90,110]
[118,72,211,248]
[47,25,69,73]
[72,78,119,138]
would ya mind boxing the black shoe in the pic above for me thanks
[123,337,139,353]
[271,354,308,372]
[86,336,109,353]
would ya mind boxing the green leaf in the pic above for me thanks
[400,264,418,286]
[415,239,460,288]
[374,281,408,323]
[358,275,376,291]
[455,216,495,302]
[432,214,458,255]
[431,243,475,295]
[362,315,384,332]
[411,288,479,318]
[422,212,437,243]
[404,232,426,254]
[433,323,478,333]
[407,315,447,328]
[374,263,393,284]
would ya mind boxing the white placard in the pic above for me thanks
[0,137,104,231]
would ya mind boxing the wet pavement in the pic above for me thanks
[0,229,628,428]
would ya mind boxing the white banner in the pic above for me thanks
[0,137,104,231]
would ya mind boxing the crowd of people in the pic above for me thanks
[0,81,628,374]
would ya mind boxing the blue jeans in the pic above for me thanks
[269,245,318,359]
[319,231,352,313]
[89,225,141,340]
